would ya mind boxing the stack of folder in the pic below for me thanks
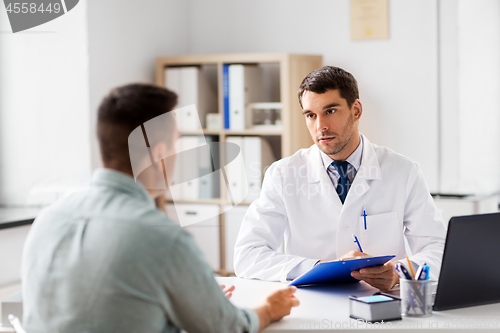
[164,66,217,130]
[223,64,263,130]
[225,136,275,204]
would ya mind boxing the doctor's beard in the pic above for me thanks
[316,114,356,157]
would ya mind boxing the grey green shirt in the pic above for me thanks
[21,169,259,333]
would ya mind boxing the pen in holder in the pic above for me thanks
[400,279,433,317]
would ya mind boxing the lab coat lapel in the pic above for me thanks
[307,145,343,212]
[344,135,382,209]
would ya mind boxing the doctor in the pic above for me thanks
[234,66,446,291]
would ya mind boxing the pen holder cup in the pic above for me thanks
[400,279,433,317]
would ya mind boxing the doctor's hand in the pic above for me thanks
[317,250,369,264]
[254,286,300,332]
[350,261,399,291]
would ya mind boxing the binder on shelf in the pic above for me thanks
[165,67,180,92]
[225,137,248,204]
[209,138,221,199]
[198,136,212,199]
[164,66,216,131]
[180,67,199,130]
[199,136,221,199]
[166,138,183,201]
[228,65,263,130]
[242,137,275,202]
[167,136,221,202]
[223,64,230,129]
[180,136,201,200]
[164,67,181,126]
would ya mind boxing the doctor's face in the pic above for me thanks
[301,89,362,160]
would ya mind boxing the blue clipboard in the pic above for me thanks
[289,255,395,287]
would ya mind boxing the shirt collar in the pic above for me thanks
[320,134,364,171]
[91,168,155,207]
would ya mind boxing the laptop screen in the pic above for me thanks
[433,212,500,311]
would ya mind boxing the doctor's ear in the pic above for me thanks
[352,99,362,120]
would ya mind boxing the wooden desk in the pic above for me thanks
[217,277,500,332]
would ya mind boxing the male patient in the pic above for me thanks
[234,66,446,291]
[21,84,298,332]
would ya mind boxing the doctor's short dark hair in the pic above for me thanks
[298,66,359,108]
[97,83,178,171]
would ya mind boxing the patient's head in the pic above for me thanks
[97,83,178,177]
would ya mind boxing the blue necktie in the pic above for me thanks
[331,161,351,204]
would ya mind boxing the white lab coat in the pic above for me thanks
[234,134,446,283]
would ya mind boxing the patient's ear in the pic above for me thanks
[151,141,168,163]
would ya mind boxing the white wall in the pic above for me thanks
[438,0,460,194]
[87,0,190,170]
[457,0,500,194]
[439,0,500,195]
[0,0,91,205]
[187,0,440,192]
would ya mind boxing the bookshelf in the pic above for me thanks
[155,53,323,275]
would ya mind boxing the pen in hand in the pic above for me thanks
[351,234,363,253]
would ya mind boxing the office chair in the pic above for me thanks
[8,315,27,333]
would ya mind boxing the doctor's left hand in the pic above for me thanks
[350,261,399,291]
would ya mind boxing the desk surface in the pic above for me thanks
[217,277,500,332]
[2,277,498,332]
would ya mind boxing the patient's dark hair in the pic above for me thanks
[298,66,359,108]
[97,83,177,172]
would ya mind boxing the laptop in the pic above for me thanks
[433,212,500,311]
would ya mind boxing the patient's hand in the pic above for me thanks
[220,284,236,299]
[254,286,300,332]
